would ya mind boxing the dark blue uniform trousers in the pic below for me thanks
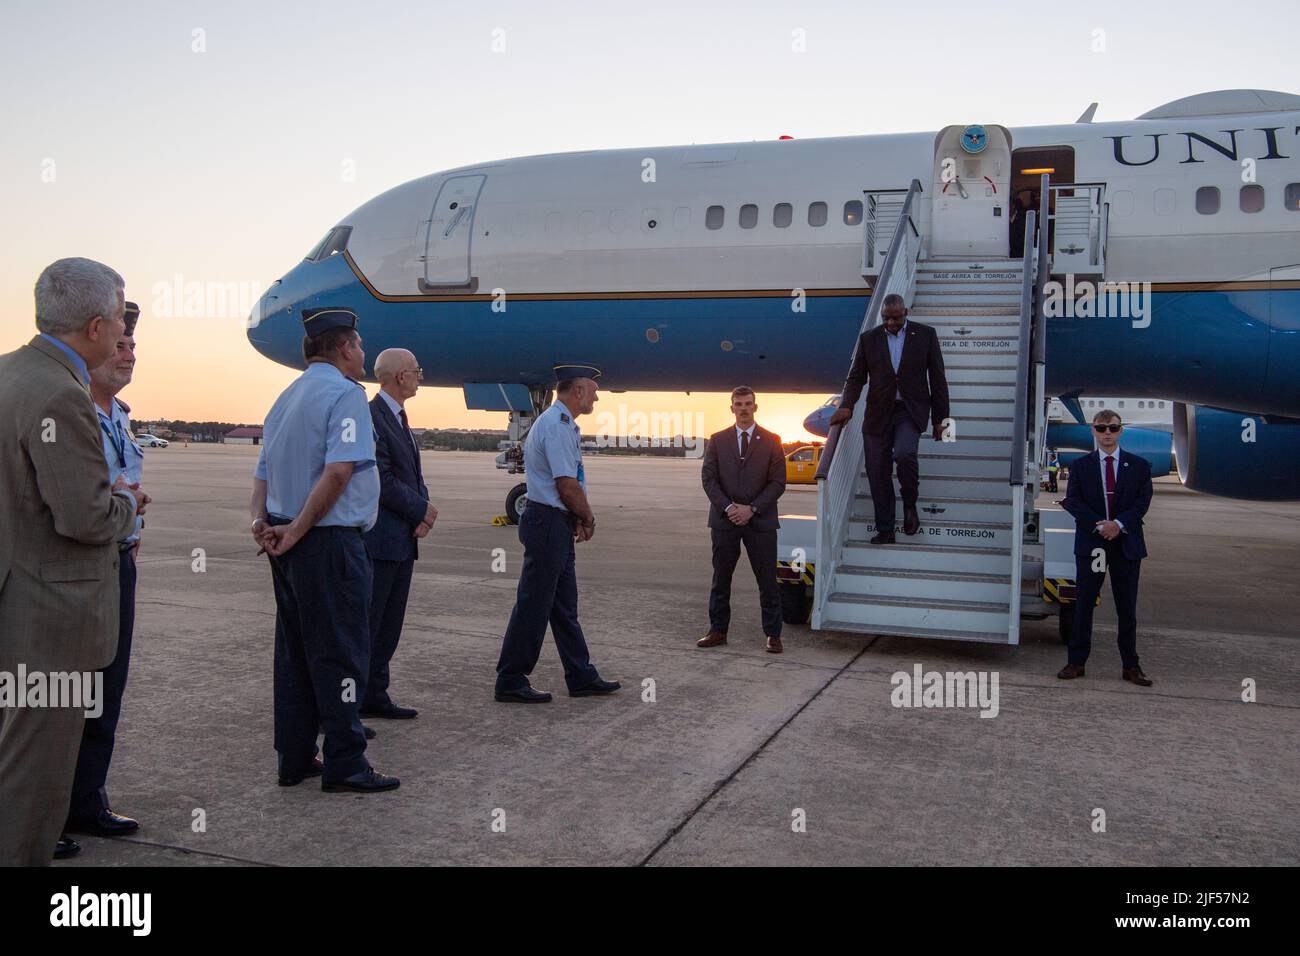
[1069,538,1142,669]
[269,524,372,783]
[495,503,600,694]
[863,401,921,533]
[365,557,414,710]
[67,547,136,822]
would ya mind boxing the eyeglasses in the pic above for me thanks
[1093,423,1122,433]
[402,367,424,381]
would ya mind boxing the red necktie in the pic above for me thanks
[1104,455,1116,520]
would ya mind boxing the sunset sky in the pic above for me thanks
[2,1,1290,441]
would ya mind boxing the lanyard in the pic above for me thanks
[100,416,127,471]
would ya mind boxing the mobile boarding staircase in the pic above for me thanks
[811,175,1105,644]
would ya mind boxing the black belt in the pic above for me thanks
[266,515,361,534]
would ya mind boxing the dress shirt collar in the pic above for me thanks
[39,333,90,383]
[378,388,405,422]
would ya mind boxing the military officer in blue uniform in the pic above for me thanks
[250,308,399,793]
[64,302,145,843]
[494,367,621,703]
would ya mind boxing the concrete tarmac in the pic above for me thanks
[58,446,1299,866]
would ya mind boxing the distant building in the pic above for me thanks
[225,426,264,445]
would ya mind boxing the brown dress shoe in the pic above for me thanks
[765,635,783,654]
[1122,667,1153,686]
[903,505,920,536]
[1056,663,1085,679]
[697,629,727,648]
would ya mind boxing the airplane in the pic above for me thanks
[247,87,1300,514]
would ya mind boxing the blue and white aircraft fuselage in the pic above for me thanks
[248,89,1300,500]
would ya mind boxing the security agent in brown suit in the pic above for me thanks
[0,258,147,866]
[828,294,950,544]
[699,387,787,653]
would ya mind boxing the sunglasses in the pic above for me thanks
[1093,423,1122,433]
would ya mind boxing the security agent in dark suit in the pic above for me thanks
[493,366,620,703]
[828,294,950,544]
[361,348,435,720]
[698,386,787,653]
[1057,409,1154,686]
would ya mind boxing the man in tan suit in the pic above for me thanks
[0,258,148,866]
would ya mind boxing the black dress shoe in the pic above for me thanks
[1122,666,1153,687]
[495,685,553,703]
[569,678,621,697]
[65,808,140,837]
[278,756,325,787]
[903,506,920,536]
[322,768,401,793]
[359,703,419,719]
[1057,663,1086,680]
[870,532,896,545]
[53,836,81,860]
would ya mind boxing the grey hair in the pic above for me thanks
[34,257,124,336]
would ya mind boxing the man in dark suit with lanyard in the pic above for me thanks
[698,386,787,653]
[361,348,436,720]
[828,293,950,544]
[1057,409,1154,686]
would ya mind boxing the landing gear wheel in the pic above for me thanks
[505,483,528,525]
[780,584,811,625]
[1058,605,1074,645]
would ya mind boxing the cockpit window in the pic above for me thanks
[304,226,352,262]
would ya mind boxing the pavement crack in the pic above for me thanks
[636,638,877,866]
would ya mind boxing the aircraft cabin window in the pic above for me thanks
[1118,401,1126,408]
[705,205,725,230]
[1195,187,1220,215]
[808,202,828,227]
[1286,183,1300,211]
[773,203,793,228]
[844,200,863,225]
[739,204,759,229]
[1240,184,1265,214]
[1159,402,1166,408]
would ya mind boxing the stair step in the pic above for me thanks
[917,306,1021,317]
[950,401,1016,421]
[896,474,1015,500]
[916,454,1009,478]
[842,539,1012,573]
[915,281,1022,293]
[920,436,1013,456]
[946,365,1019,383]
[835,565,1012,603]
[819,619,1012,644]
[848,516,1014,548]
[824,592,1011,635]
[852,494,1012,525]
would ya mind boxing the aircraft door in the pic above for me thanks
[423,174,486,288]
[930,125,1012,257]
